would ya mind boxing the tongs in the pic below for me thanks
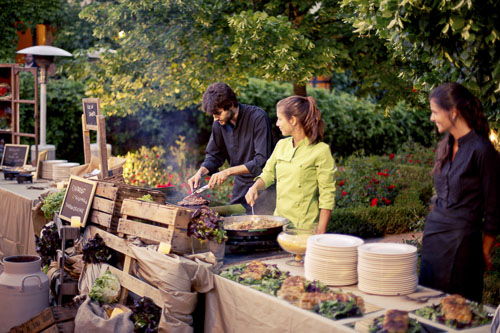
[192,184,210,195]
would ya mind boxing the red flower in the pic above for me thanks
[342,191,347,196]
[377,172,389,177]
[416,160,420,164]
[382,197,392,205]
[205,176,210,181]
[156,154,160,158]
[494,242,500,248]
[370,198,378,206]
[409,159,413,163]
[385,169,389,172]
[207,194,210,198]
[387,185,396,190]
[141,180,146,183]
[339,180,345,186]
[228,194,231,198]
[429,161,433,165]
[132,179,137,184]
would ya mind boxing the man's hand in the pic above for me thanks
[208,169,230,188]
[188,167,209,192]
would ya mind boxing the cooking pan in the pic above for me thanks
[223,215,289,238]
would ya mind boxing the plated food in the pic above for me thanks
[220,260,364,321]
[367,310,423,333]
[414,294,492,329]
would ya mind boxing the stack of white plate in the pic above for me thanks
[52,162,80,181]
[41,160,68,179]
[304,234,364,286]
[358,242,417,295]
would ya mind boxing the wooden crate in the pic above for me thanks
[89,181,166,234]
[118,198,195,254]
[9,302,79,333]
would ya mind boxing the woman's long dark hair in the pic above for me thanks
[277,95,325,144]
[430,82,490,174]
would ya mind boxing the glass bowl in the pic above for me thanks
[277,228,314,266]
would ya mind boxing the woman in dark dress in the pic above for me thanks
[419,82,500,302]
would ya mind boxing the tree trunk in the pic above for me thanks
[293,83,307,96]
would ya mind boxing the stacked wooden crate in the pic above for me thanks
[89,180,166,234]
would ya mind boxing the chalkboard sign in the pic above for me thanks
[34,150,48,181]
[1,144,29,169]
[59,175,97,227]
[82,98,100,131]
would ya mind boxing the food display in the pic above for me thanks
[368,310,422,333]
[224,218,283,230]
[414,294,492,329]
[220,261,364,320]
[177,192,209,206]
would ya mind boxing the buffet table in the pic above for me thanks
[0,179,50,258]
[204,255,494,333]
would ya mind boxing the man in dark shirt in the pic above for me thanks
[187,82,275,213]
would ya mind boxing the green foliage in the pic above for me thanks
[19,75,86,162]
[0,0,67,61]
[328,145,434,237]
[41,189,66,220]
[240,78,436,157]
[344,0,500,128]
[73,0,385,115]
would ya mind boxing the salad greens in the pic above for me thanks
[138,194,154,202]
[220,263,289,296]
[130,297,161,333]
[41,189,66,220]
[188,206,227,244]
[82,234,113,264]
[89,270,121,303]
[314,299,362,320]
[35,222,61,266]
[415,302,492,329]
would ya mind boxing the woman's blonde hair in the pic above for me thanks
[277,95,325,144]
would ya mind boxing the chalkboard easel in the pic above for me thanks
[0,144,29,170]
[82,98,109,179]
[59,175,97,228]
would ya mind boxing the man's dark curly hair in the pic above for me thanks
[201,83,238,115]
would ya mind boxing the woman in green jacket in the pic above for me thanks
[245,95,336,233]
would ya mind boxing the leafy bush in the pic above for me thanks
[239,78,436,157]
[328,145,434,237]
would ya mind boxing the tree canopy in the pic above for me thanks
[345,0,500,124]
[77,0,398,116]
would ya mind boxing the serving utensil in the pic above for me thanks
[193,184,209,195]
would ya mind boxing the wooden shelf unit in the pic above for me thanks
[0,64,38,162]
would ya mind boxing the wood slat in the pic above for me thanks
[118,218,174,244]
[92,196,115,214]
[88,226,136,258]
[89,210,112,228]
[95,183,118,201]
[107,266,163,308]
[121,199,177,225]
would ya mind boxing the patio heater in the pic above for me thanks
[17,46,72,160]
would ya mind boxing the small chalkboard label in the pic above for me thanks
[1,144,29,169]
[82,98,100,131]
[59,175,97,227]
